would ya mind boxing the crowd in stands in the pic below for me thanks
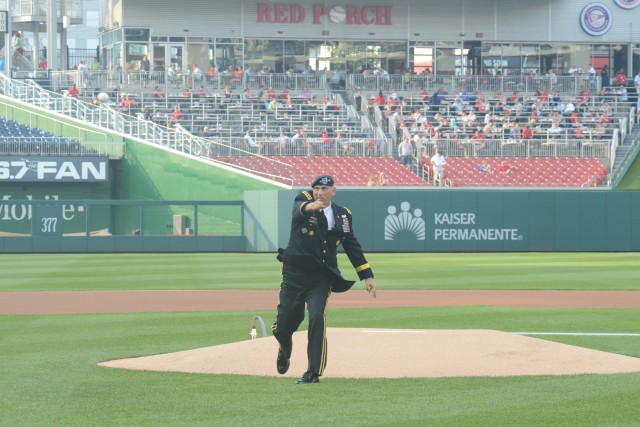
[45,66,639,187]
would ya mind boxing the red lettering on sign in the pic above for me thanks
[290,4,305,23]
[313,5,328,24]
[377,6,392,25]
[274,4,288,23]
[361,6,375,25]
[257,4,272,23]
[346,6,361,24]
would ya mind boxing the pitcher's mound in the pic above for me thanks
[99,328,640,378]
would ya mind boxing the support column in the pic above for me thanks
[46,0,56,71]
[33,24,40,66]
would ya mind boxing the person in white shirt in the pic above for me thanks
[634,71,640,91]
[430,149,447,187]
[564,101,575,114]
[244,131,261,153]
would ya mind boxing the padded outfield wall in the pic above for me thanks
[1,97,281,241]
[244,189,640,252]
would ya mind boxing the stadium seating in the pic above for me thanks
[217,156,429,187]
[432,157,609,187]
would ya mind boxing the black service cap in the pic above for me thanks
[311,175,334,188]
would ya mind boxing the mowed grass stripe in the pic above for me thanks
[1,307,640,426]
[1,252,640,291]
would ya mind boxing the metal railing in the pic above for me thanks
[39,70,331,94]
[348,74,602,94]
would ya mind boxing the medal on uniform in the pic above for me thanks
[342,215,350,233]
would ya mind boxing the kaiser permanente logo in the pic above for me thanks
[384,202,523,241]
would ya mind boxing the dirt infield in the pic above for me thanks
[99,328,640,379]
[2,290,640,315]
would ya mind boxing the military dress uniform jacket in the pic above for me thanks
[277,191,374,292]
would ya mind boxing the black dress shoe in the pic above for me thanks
[277,347,290,375]
[295,371,320,384]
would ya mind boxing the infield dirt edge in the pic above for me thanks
[98,328,640,379]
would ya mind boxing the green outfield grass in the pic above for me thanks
[1,252,640,291]
[1,252,640,426]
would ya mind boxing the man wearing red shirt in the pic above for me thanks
[67,84,79,98]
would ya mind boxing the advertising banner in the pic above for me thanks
[0,157,109,183]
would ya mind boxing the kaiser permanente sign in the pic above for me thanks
[0,157,108,182]
[289,189,640,252]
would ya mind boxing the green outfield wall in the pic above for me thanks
[244,189,640,252]
[1,98,280,240]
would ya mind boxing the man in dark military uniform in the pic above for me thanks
[272,175,377,384]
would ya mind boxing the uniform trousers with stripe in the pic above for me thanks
[273,263,334,376]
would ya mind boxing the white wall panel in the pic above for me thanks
[116,0,640,44]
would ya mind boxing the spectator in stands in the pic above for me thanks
[111,84,123,100]
[277,130,290,154]
[601,65,610,88]
[91,95,100,106]
[168,64,178,87]
[153,86,164,99]
[451,98,464,114]
[522,123,534,141]
[291,129,305,154]
[197,86,206,98]
[122,94,136,114]
[38,58,47,70]
[509,122,521,141]
[615,69,627,87]
[242,87,252,103]
[181,87,191,98]
[378,172,388,186]
[618,85,628,102]
[634,71,640,93]
[67,83,80,98]
[430,149,447,187]
[244,130,262,154]
[496,160,516,175]
[168,105,184,127]
[266,86,276,99]
[301,87,314,100]
[479,162,492,174]
[564,99,575,114]
[320,129,332,153]
[140,55,150,88]
[593,122,607,140]
[140,105,153,121]
[192,64,203,82]
[482,121,496,139]
[374,90,385,106]
[207,64,215,83]
[335,130,352,156]
[367,175,377,187]
[12,31,24,63]
[398,136,413,168]
[471,129,487,153]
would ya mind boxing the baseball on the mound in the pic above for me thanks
[329,6,347,24]
[97,92,110,103]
